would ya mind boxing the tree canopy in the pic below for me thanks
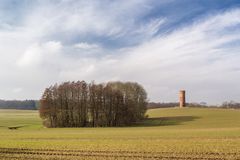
[39,81,148,127]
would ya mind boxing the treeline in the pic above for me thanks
[148,101,240,109]
[0,100,37,110]
[40,81,148,128]
[187,102,240,109]
[147,102,178,109]
[221,101,240,109]
[147,102,207,109]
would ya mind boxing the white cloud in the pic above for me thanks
[14,0,165,45]
[134,18,166,36]
[17,43,42,67]
[74,42,100,50]
[17,41,62,67]
[12,88,23,93]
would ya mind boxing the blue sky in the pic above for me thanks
[0,0,240,104]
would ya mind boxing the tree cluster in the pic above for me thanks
[0,100,36,110]
[39,81,148,128]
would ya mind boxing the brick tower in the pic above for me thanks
[179,90,186,108]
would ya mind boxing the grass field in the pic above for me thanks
[0,107,239,159]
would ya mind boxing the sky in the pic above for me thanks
[0,0,240,104]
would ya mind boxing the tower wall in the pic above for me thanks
[179,90,186,108]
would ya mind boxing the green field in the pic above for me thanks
[0,108,239,159]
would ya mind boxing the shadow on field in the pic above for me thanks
[133,116,200,127]
[0,125,28,130]
[7,125,26,130]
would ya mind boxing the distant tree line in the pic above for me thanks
[221,101,240,109]
[0,100,37,110]
[147,102,178,109]
[147,102,240,109]
[147,102,210,109]
[187,102,240,109]
[186,103,208,108]
[39,81,148,128]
